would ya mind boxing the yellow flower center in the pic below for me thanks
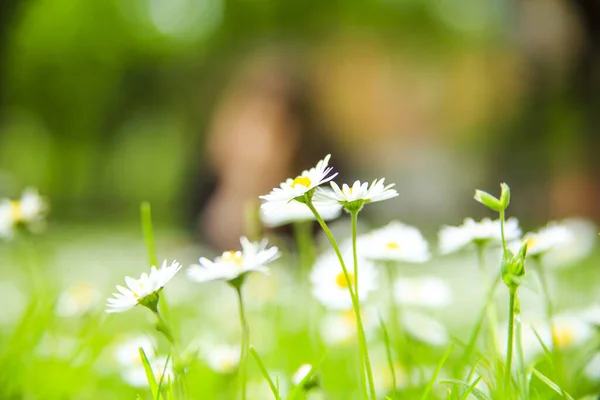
[552,325,575,348]
[222,251,243,265]
[386,241,400,250]
[525,236,539,251]
[291,176,311,188]
[336,272,355,289]
[10,200,22,222]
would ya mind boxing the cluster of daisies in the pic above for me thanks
[100,154,599,398]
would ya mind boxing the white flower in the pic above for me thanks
[359,221,430,263]
[320,308,378,345]
[0,187,48,238]
[310,249,378,309]
[105,260,182,313]
[113,335,157,367]
[291,364,313,385]
[401,310,449,346]
[122,355,173,388]
[188,237,279,283]
[541,218,596,269]
[583,352,600,380]
[55,282,100,317]
[394,276,452,308]
[550,313,594,349]
[438,217,522,254]
[322,178,398,206]
[259,154,337,209]
[204,344,240,374]
[519,222,576,256]
[259,196,342,228]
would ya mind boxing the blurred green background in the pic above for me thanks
[1,1,600,399]
[1,0,600,240]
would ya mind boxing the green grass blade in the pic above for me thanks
[531,368,574,400]
[141,201,158,267]
[287,352,327,400]
[249,347,280,400]
[139,347,160,399]
[379,317,397,395]
[440,379,491,400]
[420,343,454,400]
[155,353,171,400]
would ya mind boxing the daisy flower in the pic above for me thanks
[401,310,449,346]
[320,179,398,211]
[0,187,48,238]
[438,217,522,254]
[320,307,378,345]
[519,222,576,256]
[259,195,342,228]
[203,344,241,374]
[259,154,337,210]
[310,249,378,310]
[359,221,430,263]
[122,355,173,388]
[55,282,100,317]
[393,276,452,308]
[105,260,182,313]
[188,237,280,284]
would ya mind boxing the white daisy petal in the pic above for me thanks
[188,237,280,284]
[359,221,430,263]
[105,260,181,313]
[439,217,522,254]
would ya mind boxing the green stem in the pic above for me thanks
[141,202,158,267]
[505,287,516,391]
[305,199,374,400]
[514,296,528,400]
[350,210,359,297]
[535,256,566,392]
[499,209,508,260]
[293,221,315,273]
[235,286,249,400]
[457,275,500,373]
[476,244,500,357]
[152,309,174,344]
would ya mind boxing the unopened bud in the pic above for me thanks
[474,189,502,212]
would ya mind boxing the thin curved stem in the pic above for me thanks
[350,210,359,297]
[505,288,516,392]
[305,200,375,400]
[235,286,249,400]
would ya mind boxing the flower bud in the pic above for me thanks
[474,189,502,212]
[499,183,511,210]
[501,242,527,289]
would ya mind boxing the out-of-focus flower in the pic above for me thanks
[0,188,48,238]
[55,282,100,317]
[438,217,521,254]
[310,250,378,309]
[291,364,313,386]
[105,260,181,313]
[188,237,279,283]
[320,308,378,346]
[401,311,449,346]
[583,352,600,380]
[519,222,576,256]
[550,313,594,349]
[260,154,337,209]
[534,218,594,268]
[122,355,173,388]
[259,196,342,228]
[113,335,157,367]
[204,344,240,374]
[359,221,430,263]
[321,179,398,210]
[394,277,452,308]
